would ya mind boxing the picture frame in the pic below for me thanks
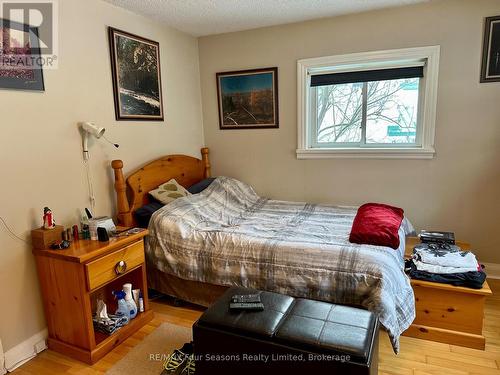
[108,27,164,121]
[480,15,500,83]
[0,18,44,91]
[216,67,279,129]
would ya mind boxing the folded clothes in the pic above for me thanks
[413,243,478,269]
[405,259,486,289]
[413,260,480,274]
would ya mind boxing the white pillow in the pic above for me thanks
[149,179,191,204]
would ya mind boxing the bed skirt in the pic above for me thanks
[147,266,228,307]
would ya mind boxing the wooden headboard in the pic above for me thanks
[111,147,211,226]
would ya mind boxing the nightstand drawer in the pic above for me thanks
[85,240,145,291]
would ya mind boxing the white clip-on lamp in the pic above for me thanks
[79,122,119,160]
[78,122,119,209]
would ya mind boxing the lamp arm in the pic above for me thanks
[82,132,89,161]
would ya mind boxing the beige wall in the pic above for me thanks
[199,0,500,263]
[1,0,499,356]
[0,0,203,350]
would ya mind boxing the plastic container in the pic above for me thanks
[138,291,144,313]
[123,283,137,319]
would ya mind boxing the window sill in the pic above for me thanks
[296,147,435,159]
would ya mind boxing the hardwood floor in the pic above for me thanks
[13,279,500,375]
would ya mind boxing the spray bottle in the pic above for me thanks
[112,290,130,324]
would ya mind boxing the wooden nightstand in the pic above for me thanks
[32,228,153,364]
[403,237,492,349]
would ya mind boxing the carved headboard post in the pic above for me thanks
[201,147,211,178]
[111,160,134,227]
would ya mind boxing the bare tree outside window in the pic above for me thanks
[315,78,419,145]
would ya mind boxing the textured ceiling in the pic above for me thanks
[103,0,430,37]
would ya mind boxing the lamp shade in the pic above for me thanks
[80,122,105,139]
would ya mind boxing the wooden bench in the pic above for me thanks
[403,237,492,349]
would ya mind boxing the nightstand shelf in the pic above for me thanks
[32,228,153,364]
[92,311,153,354]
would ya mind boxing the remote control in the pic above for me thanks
[231,294,261,304]
[229,302,264,311]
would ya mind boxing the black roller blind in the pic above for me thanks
[310,66,424,87]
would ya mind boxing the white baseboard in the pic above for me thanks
[1,339,6,375]
[4,329,47,372]
[484,262,500,280]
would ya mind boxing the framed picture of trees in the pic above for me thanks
[216,67,279,129]
[480,15,500,83]
[108,27,164,121]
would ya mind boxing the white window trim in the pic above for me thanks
[297,46,440,159]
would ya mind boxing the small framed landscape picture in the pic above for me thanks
[108,27,164,121]
[216,67,279,129]
[480,16,500,83]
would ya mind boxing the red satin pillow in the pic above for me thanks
[349,203,404,249]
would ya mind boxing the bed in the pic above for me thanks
[111,148,415,352]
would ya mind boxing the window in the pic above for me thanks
[297,46,440,159]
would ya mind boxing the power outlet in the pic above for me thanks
[34,339,47,354]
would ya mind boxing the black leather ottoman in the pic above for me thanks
[193,287,379,375]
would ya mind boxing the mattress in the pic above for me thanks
[146,176,415,352]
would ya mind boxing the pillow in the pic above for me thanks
[134,201,164,228]
[187,178,215,194]
[149,179,191,204]
[349,203,404,249]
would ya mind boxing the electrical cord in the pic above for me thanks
[84,155,96,211]
[0,215,29,244]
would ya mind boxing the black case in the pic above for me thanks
[97,227,109,242]
[420,231,455,244]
